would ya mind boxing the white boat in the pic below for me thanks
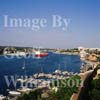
[54,70,62,74]
[62,71,68,75]
[0,95,6,100]
[9,91,21,96]
[17,87,32,92]
[33,73,38,78]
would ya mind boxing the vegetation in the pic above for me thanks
[17,89,42,100]
[97,57,100,61]
[3,98,8,100]
[48,75,81,100]
[16,75,81,100]
[0,48,4,55]
[88,78,100,100]
[60,48,79,53]
[86,67,100,100]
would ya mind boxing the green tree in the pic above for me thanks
[17,89,42,100]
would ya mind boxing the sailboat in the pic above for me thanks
[54,64,62,74]
[22,59,26,75]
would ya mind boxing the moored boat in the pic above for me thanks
[9,91,21,96]
[0,95,6,100]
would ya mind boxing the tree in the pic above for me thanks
[49,75,81,100]
[89,89,100,100]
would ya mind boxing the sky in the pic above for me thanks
[0,0,100,49]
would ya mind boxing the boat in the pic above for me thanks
[62,71,68,75]
[9,91,21,96]
[0,95,6,100]
[35,50,48,57]
[54,70,62,74]
[53,64,62,74]
[17,87,32,93]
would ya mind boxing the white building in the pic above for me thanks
[80,50,88,60]
[89,48,98,50]
[78,46,87,51]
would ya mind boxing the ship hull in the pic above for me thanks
[35,53,48,57]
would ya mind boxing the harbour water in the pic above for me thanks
[0,52,82,95]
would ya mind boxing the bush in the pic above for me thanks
[48,75,81,100]
[88,68,100,100]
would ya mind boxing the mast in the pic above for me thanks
[58,64,60,70]
[22,58,26,75]
[64,59,67,71]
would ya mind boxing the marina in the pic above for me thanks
[0,0,100,99]
[0,52,82,97]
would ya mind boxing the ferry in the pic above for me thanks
[35,50,49,57]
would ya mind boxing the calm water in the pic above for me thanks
[0,52,82,95]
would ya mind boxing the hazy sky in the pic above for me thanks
[0,0,100,49]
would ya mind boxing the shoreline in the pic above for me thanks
[54,51,79,55]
